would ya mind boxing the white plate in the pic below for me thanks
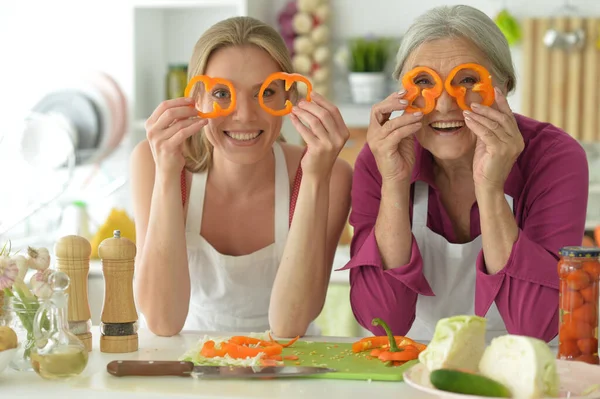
[0,348,17,373]
[403,360,600,399]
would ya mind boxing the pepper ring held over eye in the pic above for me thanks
[184,76,237,118]
[444,63,495,111]
[401,66,444,115]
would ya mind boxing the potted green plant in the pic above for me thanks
[347,36,395,104]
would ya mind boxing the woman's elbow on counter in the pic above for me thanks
[269,318,309,339]
[144,314,185,337]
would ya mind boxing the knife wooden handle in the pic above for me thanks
[107,360,194,377]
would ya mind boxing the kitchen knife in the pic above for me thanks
[107,360,336,379]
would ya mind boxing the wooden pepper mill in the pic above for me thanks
[54,235,93,352]
[98,229,138,353]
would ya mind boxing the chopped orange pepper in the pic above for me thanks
[200,340,227,358]
[229,336,281,348]
[378,347,420,362]
[259,72,313,116]
[401,66,444,114]
[200,338,283,360]
[369,348,383,357]
[352,335,425,353]
[184,75,237,118]
[444,63,495,111]
[351,318,427,367]
[267,331,300,347]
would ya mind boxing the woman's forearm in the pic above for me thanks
[374,181,413,269]
[269,174,331,337]
[476,187,519,274]
[136,174,191,336]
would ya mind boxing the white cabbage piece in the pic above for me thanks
[479,335,560,399]
[418,315,487,373]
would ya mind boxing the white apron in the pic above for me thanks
[406,181,511,342]
[182,143,289,332]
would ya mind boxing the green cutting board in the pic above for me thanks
[280,341,419,381]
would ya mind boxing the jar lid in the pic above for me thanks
[559,246,600,258]
[168,63,188,70]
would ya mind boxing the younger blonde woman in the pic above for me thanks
[130,16,352,337]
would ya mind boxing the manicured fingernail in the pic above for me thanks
[471,103,480,109]
[400,99,408,105]
[413,111,423,117]
[463,110,471,116]
[398,89,406,96]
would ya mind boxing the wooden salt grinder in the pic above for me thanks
[54,235,93,352]
[98,229,138,353]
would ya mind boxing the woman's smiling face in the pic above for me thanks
[402,37,500,161]
[197,44,288,165]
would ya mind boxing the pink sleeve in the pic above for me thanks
[338,145,433,336]
[475,138,589,343]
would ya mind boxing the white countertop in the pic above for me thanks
[83,246,353,326]
[0,328,435,399]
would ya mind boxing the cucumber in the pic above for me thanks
[430,369,512,398]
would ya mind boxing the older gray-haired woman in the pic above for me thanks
[340,5,589,343]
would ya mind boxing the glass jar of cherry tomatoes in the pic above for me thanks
[557,246,600,365]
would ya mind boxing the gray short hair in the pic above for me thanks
[392,5,516,93]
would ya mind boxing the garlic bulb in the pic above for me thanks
[297,0,321,13]
[30,269,53,299]
[27,246,51,271]
[315,4,331,23]
[314,46,330,64]
[292,12,313,35]
[312,66,331,83]
[311,25,330,45]
[294,36,315,55]
[293,54,313,74]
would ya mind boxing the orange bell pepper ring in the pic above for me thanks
[259,72,313,116]
[184,75,237,118]
[401,66,444,115]
[444,63,495,111]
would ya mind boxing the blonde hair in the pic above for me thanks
[392,5,516,94]
[183,16,292,172]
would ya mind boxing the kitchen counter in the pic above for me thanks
[85,245,354,326]
[0,327,435,398]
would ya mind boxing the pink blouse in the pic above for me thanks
[338,114,589,342]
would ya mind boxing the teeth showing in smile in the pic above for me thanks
[225,131,262,141]
[430,121,465,129]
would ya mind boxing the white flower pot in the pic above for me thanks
[348,72,387,104]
